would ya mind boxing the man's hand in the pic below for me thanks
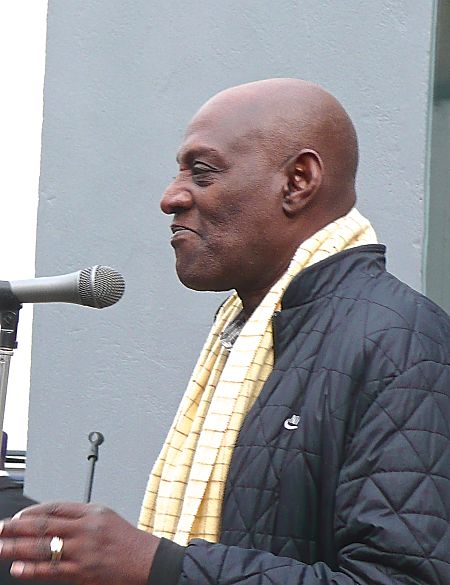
[0,502,160,584]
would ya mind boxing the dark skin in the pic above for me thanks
[0,504,159,583]
[0,78,358,582]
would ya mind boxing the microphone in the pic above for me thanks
[0,266,125,309]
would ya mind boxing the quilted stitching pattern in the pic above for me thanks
[178,247,450,585]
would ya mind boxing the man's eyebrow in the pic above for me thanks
[176,146,223,165]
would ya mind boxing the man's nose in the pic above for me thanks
[160,181,194,215]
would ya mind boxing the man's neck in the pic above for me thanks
[238,263,293,316]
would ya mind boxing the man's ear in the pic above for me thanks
[282,149,323,216]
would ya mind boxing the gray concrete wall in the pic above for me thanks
[26,0,437,522]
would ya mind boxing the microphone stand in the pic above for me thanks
[0,290,107,493]
[0,305,21,468]
[84,431,104,503]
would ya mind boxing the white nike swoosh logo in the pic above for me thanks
[283,414,300,430]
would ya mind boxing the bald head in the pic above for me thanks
[190,78,358,213]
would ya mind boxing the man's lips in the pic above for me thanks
[170,224,199,238]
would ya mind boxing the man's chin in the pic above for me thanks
[176,268,232,293]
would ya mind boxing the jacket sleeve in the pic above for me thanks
[149,359,450,585]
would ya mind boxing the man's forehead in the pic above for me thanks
[191,91,269,133]
[176,126,251,164]
[177,101,268,162]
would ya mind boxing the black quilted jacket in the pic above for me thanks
[149,245,450,585]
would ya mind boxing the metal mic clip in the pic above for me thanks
[84,431,104,503]
[87,431,104,462]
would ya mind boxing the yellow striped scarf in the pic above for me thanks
[138,208,377,545]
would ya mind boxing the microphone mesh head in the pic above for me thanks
[79,266,126,308]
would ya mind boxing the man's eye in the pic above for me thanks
[192,162,215,174]
[192,162,216,185]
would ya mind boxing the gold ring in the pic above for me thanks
[50,536,64,562]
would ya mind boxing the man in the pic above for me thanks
[0,79,448,585]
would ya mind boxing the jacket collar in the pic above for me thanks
[281,244,386,310]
